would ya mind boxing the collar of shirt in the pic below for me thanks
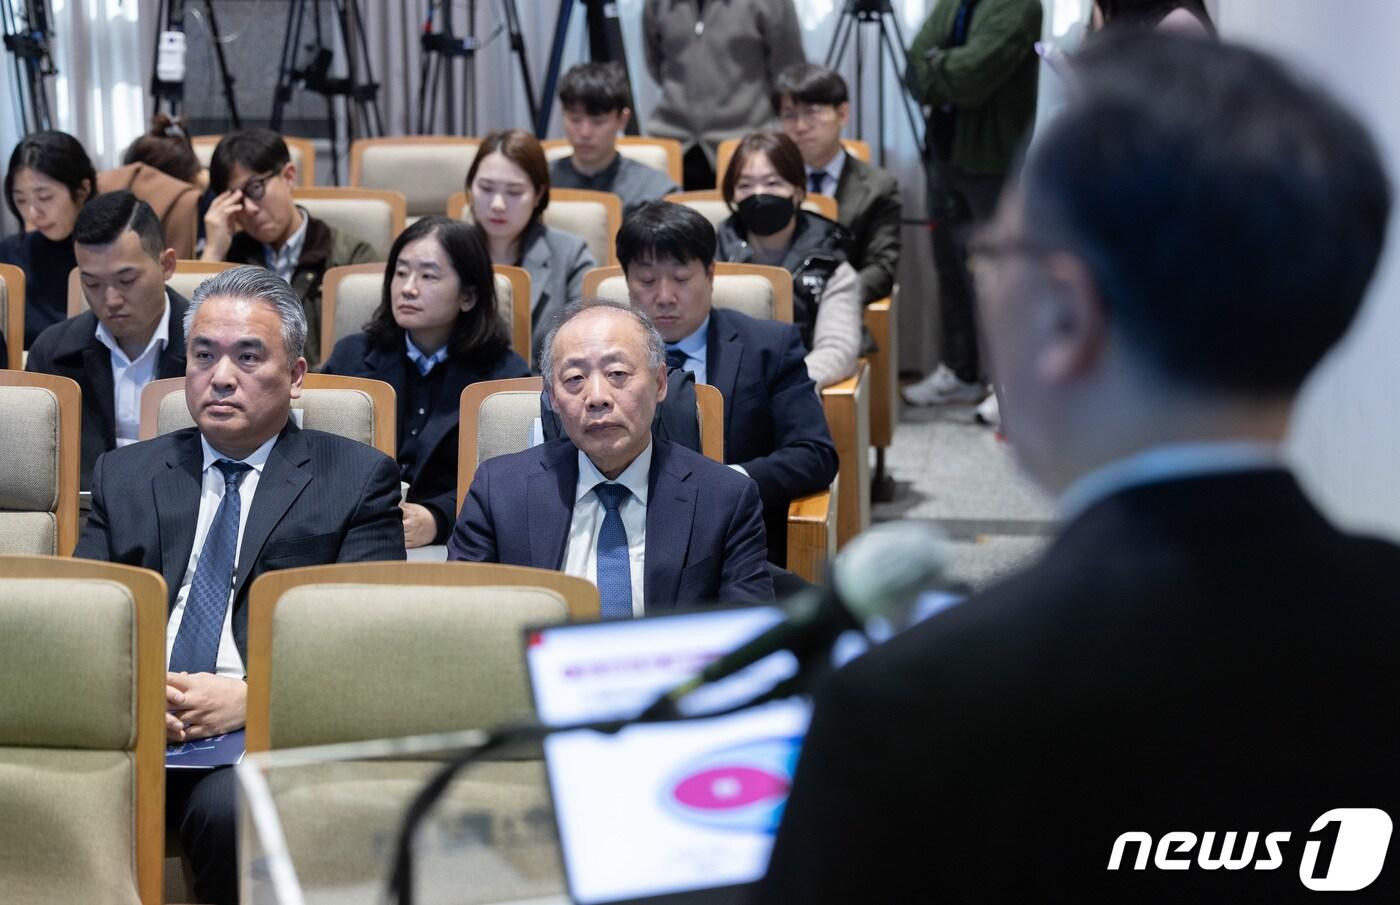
[94,295,171,367]
[264,207,309,281]
[576,439,652,507]
[806,149,847,193]
[667,314,710,362]
[1057,441,1285,523]
[404,333,450,376]
[568,151,624,185]
[200,431,279,475]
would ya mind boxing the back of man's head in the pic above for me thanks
[1023,32,1390,396]
[617,201,717,272]
[559,62,632,115]
[209,128,291,195]
[74,190,165,260]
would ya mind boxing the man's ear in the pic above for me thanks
[1036,252,1107,384]
[281,161,297,186]
[288,356,308,399]
[159,248,178,280]
[655,361,670,404]
[618,107,632,131]
[835,102,850,128]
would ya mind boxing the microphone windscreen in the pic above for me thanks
[832,521,950,625]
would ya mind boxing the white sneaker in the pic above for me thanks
[975,392,1001,427]
[902,364,986,406]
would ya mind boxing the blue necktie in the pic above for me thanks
[593,483,633,619]
[809,171,827,195]
[169,460,252,674]
[665,347,689,373]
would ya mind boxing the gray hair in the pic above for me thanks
[184,265,308,365]
[539,298,666,392]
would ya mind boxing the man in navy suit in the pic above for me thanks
[447,299,774,610]
[617,201,838,566]
[77,265,405,905]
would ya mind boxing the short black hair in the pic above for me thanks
[1095,0,1216,35]
[1023,31,1390,395]
[74,191,166,260]
[558,62,631,115]
[617,201,717,272]
[5,130,96,222]
[208,128,291,194]
[772,63,849,114]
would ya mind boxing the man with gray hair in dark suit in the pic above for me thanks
[77,265,405,905]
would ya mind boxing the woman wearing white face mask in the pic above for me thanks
[463,129,596,368]
[715,131,861,390]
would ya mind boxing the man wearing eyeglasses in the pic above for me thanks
[199,128,374,364]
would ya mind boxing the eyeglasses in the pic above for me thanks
[779,104,837,125]
[237,171,279,203]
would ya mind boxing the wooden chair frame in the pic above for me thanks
[349,135,481,189]
[138,373,397,456]
[540,136,685,184]
[319,262,533,368]
[245,560,601,752]
[291,186,407,251]
[581,262,795,324]
[0,371,81,555]
[0,262,23,367]
[0,555,167,905]
[192,135,317,185]
[714,137,870,189]
[823,360,872,549]
[68,259,241,318]
[865,294,897,454]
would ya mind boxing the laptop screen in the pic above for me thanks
[524,605,814,905]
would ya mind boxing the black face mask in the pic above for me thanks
[736,193,796,237]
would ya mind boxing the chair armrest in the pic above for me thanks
[821,361,872,549]
[863,295,897,450]
[786,482,838,586]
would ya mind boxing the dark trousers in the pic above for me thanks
[927,164,1006,384]
[683,144,717,192]
[167,766,239,905]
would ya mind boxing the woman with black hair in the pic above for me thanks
[1,130,95,347]
[321,216,530,547]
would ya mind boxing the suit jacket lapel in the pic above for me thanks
[154,431,204,611]
[527,440,577,570]
[82,344,118,448]
[644,442,696,610]
[232,423,311,601]
[705,312,742,437]
[520,225,552,320]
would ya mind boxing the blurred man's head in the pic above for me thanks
[559,62,633,175]
[617,201,716,343]
[74,191,177,360]
[774,64,851,169]
[541,301,668,479]
[979,32,1390,493]
[184,266,308,459]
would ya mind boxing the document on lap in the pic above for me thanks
[166,729,246,769]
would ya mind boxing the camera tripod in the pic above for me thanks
[417,0,537,137]
[2,0,56,132]
[825,0,926,163]
[150,0,243,128]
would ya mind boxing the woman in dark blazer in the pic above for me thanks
[322,216,529,547]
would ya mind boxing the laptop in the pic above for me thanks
[524,605,814,905]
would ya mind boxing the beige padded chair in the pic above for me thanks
[0,555,166,905]
[319,262,532,364]
[292,187,405,260]
[137,373,396,456]
[67,259,240,318]
[1,262,24,366]
[714,137,870,189]
[349,136,481,222]
[448,188,622,267]
[0,371,81,555]
[541,136,684,184]
[191,134,317,185]
[663,189,837,231]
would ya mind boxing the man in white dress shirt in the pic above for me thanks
[25,190,190,487]
[448,299,774,610]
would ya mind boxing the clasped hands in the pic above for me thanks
[166,671,247,743]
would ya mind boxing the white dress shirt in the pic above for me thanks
[165,434,278,677]
[404,333,450,376]
[94,297,170,447]
[264,207,309,284]
[563,442,651,616]
[805,148,847,197]
[665,315,710,384]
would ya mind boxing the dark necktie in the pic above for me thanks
[593,483,633,619]
[665,346,690,373]
[168,460,252,674]
[809,171,827,195]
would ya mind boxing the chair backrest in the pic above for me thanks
[582,262,794,323]
[456,376,724,512]
[67,260,241,318]
[541,136,684,183]
[349,136,481,218]
[664,189,836,232]
[0,372,81,555]
[714,137,870,189]
[292,187,405,260]
[191,134,316,185]
[0,262,23,367]
[448,188,621,267]
[320,263,532,364]
[138,374,397,456]
[245,561,599,751]
[0,555,166,905]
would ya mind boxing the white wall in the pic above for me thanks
[1216,0,1400,540]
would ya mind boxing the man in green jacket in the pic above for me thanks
[902,0,1041,408]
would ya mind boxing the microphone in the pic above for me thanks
[648,520,949,713]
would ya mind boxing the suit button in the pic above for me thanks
[411,429,419,436]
